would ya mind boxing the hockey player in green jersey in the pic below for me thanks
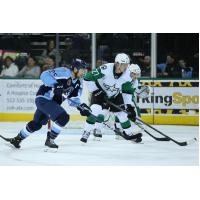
[114,64,151,137]
[91,63,151,140]
[80,53,143,143]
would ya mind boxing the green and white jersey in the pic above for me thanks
[123,77,141,116]
[84,63,135,98]
[132,79,139,88]
[123,78,139,103]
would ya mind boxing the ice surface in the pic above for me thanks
[0,122,198,166]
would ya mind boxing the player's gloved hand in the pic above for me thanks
[54,83,64,96]
[67,97,80,107]
[93,89,106,97]
[135,85,151,99]
[77,103,91,117]
[126,104,136,122]
[93,89,108,102]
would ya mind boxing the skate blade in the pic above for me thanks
[44,147,58,153]
[93,137,102,141]
[80,142,87,146]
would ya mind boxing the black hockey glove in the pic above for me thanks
[77,103,91,117]
[126,104,136,122]
[93,89,108,103]
[93,89,106,97]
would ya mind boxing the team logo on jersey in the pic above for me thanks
[66,79,72,86]
[103,83,120,93]
[64,86,74,96]
[75,83,80,88]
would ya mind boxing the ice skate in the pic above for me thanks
[93,129,102,141]
[44,131,58,152]
[10,134,23,148]
[0,134,23,149]
[80,131,90,143]
[114,124,123,140]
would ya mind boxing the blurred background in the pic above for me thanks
[0,33,198,79]
[0,33,199,125]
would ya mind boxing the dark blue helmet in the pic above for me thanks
[72,58,87,70]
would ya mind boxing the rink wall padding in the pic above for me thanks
[0,113,86,122]
[0,79,199,125]
[0,113,198,126]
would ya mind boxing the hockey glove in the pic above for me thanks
[77,103,92,117]
[93,89,106,97]
[135,85,151,99]
[93,89,109,103]
[126,104,136,122]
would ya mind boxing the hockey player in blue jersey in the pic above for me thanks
[2,59,91,149]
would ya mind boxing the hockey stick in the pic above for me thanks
[118,102,169,141]
[0,134,12,142]
[65,96,140,140]
[106,100,197,146]
[124,98,167,141]
[134,121,170,141]
[106,100,169,141]
[64,96,122,134]
[135,117,197,146]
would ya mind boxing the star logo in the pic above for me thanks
[103,83,120,93]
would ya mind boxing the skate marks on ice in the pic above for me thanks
[0,123,198,166]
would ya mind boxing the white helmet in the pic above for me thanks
[115,53,130,64]
[129,64,141,75]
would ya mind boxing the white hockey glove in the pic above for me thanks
[135,85,151,99]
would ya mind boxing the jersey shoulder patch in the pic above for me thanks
[53,67,71,79]
[100,63,114,75]
[100,64,107,70]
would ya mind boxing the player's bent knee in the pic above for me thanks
[27,120,42,132]
[116,111,128,123]
[40,118,49,125]
[90,104,103,115]
[54,112,69,127]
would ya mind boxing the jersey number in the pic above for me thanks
[49,69,57,77]
[91,69,100,76]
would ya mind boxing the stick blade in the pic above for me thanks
[177,138,197,146]
[186,138,197,145]
[0,134,12,142]
[155,137,170,141]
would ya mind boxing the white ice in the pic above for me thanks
[0,122,199,166]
